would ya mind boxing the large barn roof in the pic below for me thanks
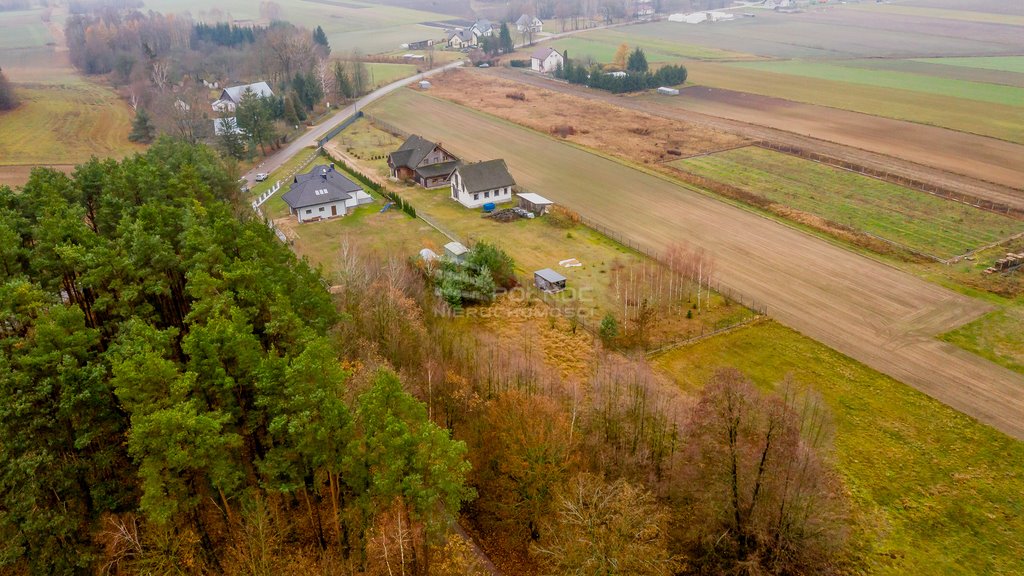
[222,82,274,104]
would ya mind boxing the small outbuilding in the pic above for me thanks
[657,87,680,95]
[444,241,470,262]
[534,268,567,293]
[517,192,554,215]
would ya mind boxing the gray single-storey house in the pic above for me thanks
[450,159,516,209]
[534,268,566,293]
[282,164,373,223]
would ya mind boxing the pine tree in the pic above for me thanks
[0,66,17,111]
[627,47,649,73]
[312,25,330,55]
[499,22,514,53]
[334,60,353,99]
[128,108,156,143]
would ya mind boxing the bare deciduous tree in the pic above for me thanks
[533,473,679,575]
[675,368,849,575]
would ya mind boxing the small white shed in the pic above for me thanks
[658,87,680,95]
[444,241,470,262]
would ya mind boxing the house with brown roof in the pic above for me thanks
[450,159,516,208]
[531,47,564,73]
[387,134,460,188]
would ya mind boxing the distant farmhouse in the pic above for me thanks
[282,164,372,223]
[212,81,274,113]
[388,135,460,188]
[516,14,543,34]
[450,159,516,209]
[470,19,495,41]
[446,29,475,48]
[531,47,564,73]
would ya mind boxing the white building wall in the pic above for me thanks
[296,200,348,223]
[451,180,514,208]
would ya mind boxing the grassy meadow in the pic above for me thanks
[671,146,1024,259]
[365,62,420,89]
[729,60,1024,108]
[654,320,1024,576]
[913,55,1024,73]
[141,0,453,54]
[939,306,1024,376]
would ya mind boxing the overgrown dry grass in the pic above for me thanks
[424,69,747,165]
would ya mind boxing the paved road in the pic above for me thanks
[242,60,465,183]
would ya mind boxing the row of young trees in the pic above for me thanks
[0,140,473,575]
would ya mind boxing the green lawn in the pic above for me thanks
[939,306,1024,375]
[654,320,1024,576]
[0,9,51,50]
[730,60,1024,107]
[0,80,143,166]
[365,62,420,89]
[913,56,1024,74]
[141,0,451,54]
[671,146,1024,259]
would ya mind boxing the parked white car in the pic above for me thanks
[255,172,270,182]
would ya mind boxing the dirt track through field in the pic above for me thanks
[370,89,1024,439]
[488,68,1024,209]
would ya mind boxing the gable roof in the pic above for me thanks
[455,159,516,194]
[531,47,561,61]
[282,164,363,209]
[516,14,541,26]
[389,134,454,170]
[222,82,274,104]
[471,19,492,33]
[447,29,474,43]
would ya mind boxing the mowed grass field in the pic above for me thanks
[0,80,143,174]
[365,62,419,89]
[671,147,1024,259]
[939,306,1024,376]
[654,320,1024,576]
[141,0,452,54]
[914,55,1024,73]
[729,60,1024,108]
[681,61,1024,144]
[544,28,753,64]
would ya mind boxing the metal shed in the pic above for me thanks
[444,241,470,262]
[534,268,567,293]
[517,192,554,215]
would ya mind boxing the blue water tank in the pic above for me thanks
[482,202,496,212]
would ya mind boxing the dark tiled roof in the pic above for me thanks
[456,159,516,193]
[389,134,437,169]
[416,160,458,179]
[282,164,363,209]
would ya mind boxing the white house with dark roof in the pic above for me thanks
[388,134,460,188]
[450,159,516,209]
[531,47,564,73]
[446,28,476,48]
[212,81,274,113]
[471,19,494,41]
[282,164,372,223]
[516,14,543,34]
